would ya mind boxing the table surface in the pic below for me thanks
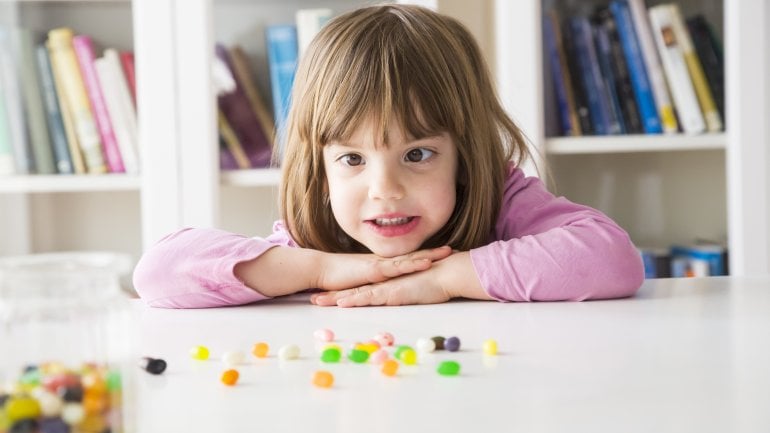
[132,276,770,433]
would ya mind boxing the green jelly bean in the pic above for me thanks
[348,349,369,363]
[394,345,413,360]
[321,348,341,363]
[437,360,461,376]
[106,370,122,391]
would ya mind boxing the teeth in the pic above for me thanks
[375,217,411,226]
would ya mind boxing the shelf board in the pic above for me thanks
[0,174,141,193]
[545,133,727,154]
[220,168,281,187]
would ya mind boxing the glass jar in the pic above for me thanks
[0,252,135,433]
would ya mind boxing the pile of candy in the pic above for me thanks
[183,330,499,390]
[0,362,124,433]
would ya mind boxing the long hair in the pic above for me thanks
[279,4,530,252]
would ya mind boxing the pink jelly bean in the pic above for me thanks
[373,332,394,347]
[313,328,335,342]
[370,349,389,364]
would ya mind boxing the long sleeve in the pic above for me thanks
[469,167,644,302]
[133,223,295,308]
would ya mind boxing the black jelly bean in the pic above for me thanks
[140,357,167,375]
[431,336,445,350]
[10,419,38,433]
[58,385,83,402]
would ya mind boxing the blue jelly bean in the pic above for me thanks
[445,336,461,352]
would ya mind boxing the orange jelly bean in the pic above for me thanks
[381,359,399,377]
[221,369,239,386]
[312,371,334,388]
[251,342,269,358]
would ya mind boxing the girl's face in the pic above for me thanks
[323,118,458,258]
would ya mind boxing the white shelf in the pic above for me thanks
[545,133,726,155]
[0,175,141,194]
[220,168,281,187]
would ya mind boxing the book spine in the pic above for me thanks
[0,55,14,175]
[543,13,575,136]
[668,4,722,132]
[218,110,250,169]
[73,35,125,173]
[47,40,85,174]
[687,15,724,120]
[610,0,662,134]
[229,46,275,145]
[548,11,581,136]
[35,44,73,174]
[562,21,593,134]
[47,28,106,174]
[627,0,678,133]
[570,17,613,135]
[295,8,332,59]
[118,50,137,108]
[95,50,139,174]
[266,25,299,154]
[18,29,55,174]
[593,22,627,134]
[647,5,705,134]
[0,27,32,174]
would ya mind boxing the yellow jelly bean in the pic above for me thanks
[190,345,210,360]
[483,339,498,356]
[252,342,269,358]
[5,396,42,422]
[401,348,417,365]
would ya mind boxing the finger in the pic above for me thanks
[312,289,353,306]
[403,245,453,262]
[336,286,393,308]
[374,257,432,280]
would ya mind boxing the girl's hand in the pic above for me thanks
[310,251,492,307]
[315,245,453,291]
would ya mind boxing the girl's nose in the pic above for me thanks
[368,164,405,201]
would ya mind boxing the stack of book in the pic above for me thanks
[544,0,723,137]
[0,26,137,176]
[639,242,728,278]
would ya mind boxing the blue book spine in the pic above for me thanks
[543,15,573,136]
[35,44,73,174]
[570,17,611,135]
[610,0,662,134]
[593,24,625,134]
[266,25,298,157]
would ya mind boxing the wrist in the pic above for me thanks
[439,251,492,300]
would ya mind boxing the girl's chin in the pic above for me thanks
[365,243,419,258]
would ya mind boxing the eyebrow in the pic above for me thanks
[329,134,445,149]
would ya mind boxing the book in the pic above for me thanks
[217,109,250,169]
[592,18,627,134]
[35,43,73,174]
[609,0,663,134]
[686,15,724,121]
[670,244,726,277]
[543,11,578,136]
[296,8,332,59]
[546,10,581,136]
[648,5,706,134]
[18,29,56,174]
[667,4,722,132]
[94,49,139,174]
[0,56,14,175]
[215,44,272,168]
[47,40,85,174]
[219,136,239,171]
[73,35,125,173]
[118,51,136,108]
[266,25,298,155]
[0,26,33,174]
[228,45,275,147]
[561,19,593,135]
[47,28,106,174]
[627,0,678,133]
[639,247,671,278]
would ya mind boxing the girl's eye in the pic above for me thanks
[340,154,364,166]
[405,148,434,163]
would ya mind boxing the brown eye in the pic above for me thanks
[405,148,433,163]
[342,154,363,166]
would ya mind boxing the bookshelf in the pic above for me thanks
[495,0,770,275]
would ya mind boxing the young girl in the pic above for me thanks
[133,4,644,309]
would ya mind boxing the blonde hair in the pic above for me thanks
[279,4,530,253]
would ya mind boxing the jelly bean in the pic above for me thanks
[139,357,167,375]
[416,337,436,353]
[221,351,246,366]
[39,417,69,433]
[57,385,83,403]
[400,348,417,365]
[483,339,498,356]
[189,345,210,360]
[320,347,341,363]
[354,343,379,354]
[82,392,108,414]
[35,390,63,417]
[373,332,394,347]
[8,419,37,433]
[278,344,300,360]
[394,345,413,360]
[381,359,399,377]
[252,342,269,358]
[431,336,445,350]
[348,349,369,363]
[220,369,239,386]
[370,349,389,364]
[60,403,85,425]
[445,336,461,352]
[312,371,334,388]
[366,339,382,349]
[437,360,461,376]
[106,370,124,390]
[5,396,41,422]
[79,414,106,433]
[313,328,335,342]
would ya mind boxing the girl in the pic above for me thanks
[133,4,644,308]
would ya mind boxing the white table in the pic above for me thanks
[133,277,770,433]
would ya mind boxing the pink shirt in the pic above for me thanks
[133,167,644,308]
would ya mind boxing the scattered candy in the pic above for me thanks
[348,349,369,363]
[313,328,335,342]
[220,369,239,386]
[416,337,436,353]
[190,345,210,360]
[278,344,301,360]
[370,349,389,364]
[355,342,379,354]
[221,351,246,366]
[320,347,342,363]
[5,396,41,423]
[431,336,445,350]
[60,402,85,424]
[381,359,399,377]
[437,361,461,376]
[252,342,270,358]
[482,339,498,356]
[394,345,413,361]
[400,349,417,365]
[312,371,334,388]
[139,357,167,375]
[373,332,395,347]
[445,336,461,352]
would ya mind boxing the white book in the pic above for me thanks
[94,49,139,173]
[0,51,16,175]
[296,8,332,59]
[0,27,31,174]
[628,0,678,133]
[648,5,705,134]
